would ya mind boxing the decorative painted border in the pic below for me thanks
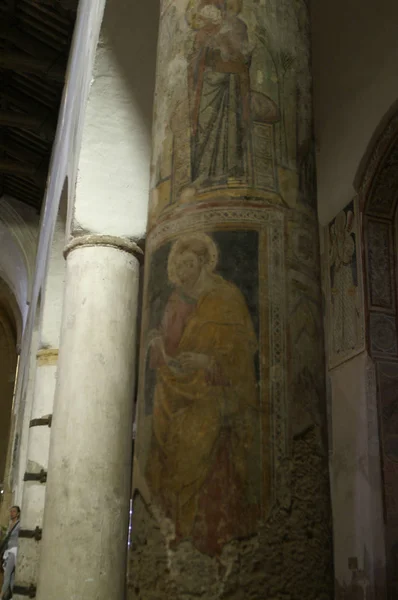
[358,118,398,199]
[365,357,379,460]
[365,218,396,314]
[147,204,285,250]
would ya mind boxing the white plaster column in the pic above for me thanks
[36,235,142,600]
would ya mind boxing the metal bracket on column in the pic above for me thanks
[23,470,47,483]
[29,414,52,428]
[13,584,36,598]
[19,527,42,541]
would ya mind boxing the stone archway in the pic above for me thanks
[0,279,19,516]
[360,108,398,600]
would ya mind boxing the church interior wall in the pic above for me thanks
[320,190,386,598]
[311,0,398,225]
[320,104,398,597]
[0,0,397,597]
[313,2,398,594]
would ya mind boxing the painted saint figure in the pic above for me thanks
[329,209,358,355]
[186,0,252,186]
[146,233,259,555]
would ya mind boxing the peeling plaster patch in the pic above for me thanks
[128,433,333,599]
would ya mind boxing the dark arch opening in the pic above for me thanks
[0,280,20,522]
[361,105,398,600]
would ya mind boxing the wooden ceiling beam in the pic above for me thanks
[0,24,60,61]
[24,0,78,10]
[0,52,65,82]
[1,1,14,198]
[0,88,56,124]
[0,112,41,128]
[0,140,46,167]
[5,174,41,193]
[3,182,41,207]
[0,0,77,211]
[0,111,55,140]
[0,159,47,186]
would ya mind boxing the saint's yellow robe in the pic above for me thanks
[147,275,259,547]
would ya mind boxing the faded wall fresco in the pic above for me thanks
[131,1,332,598]
[136,212,287,547]
[143,230,263,555]
[325,197,365,369]
[150,0,316,226]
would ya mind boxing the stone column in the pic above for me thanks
[130,1,333,598]
[36,235,142,600]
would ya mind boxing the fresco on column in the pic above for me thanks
[150,0,316,228]
[137,215,287,556]
[132,0,332,595]
[143,230,261,554]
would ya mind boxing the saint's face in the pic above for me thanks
[175,251,202,289]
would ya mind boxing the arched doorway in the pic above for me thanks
[361,108,398,599]
[0,279,20,514]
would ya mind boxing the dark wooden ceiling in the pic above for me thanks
[0,0,78,212]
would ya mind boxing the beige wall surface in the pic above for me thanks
[311,0,398,224]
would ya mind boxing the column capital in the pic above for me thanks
[63,235,144,260]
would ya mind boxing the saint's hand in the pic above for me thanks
[178,352,210,371]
